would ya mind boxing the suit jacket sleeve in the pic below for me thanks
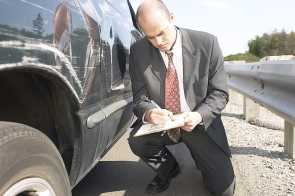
[129,43,156,124]
[195,36,229,129]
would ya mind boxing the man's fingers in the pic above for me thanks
[148,108,173,124]
[152,109,171,115]
[180,112,203,132]
[167,111,174,118]
[181,125,193,132]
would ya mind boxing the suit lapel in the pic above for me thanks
[147,45,166,107]
[148,48,166,83]
[144,29,200,106]
[180,28,199,96]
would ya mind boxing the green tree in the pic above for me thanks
[278,29,288,54]
[248,35,261,57]
[224,52,260,62]
[259,33,271,57]
[286,31,295,55]
[248,29,295,58]
[32,13,44,37]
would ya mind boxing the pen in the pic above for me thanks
[150,100,167,136]
[151,100,161,109]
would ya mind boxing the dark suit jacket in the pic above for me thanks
[129,27,231,156]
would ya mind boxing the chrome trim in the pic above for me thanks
[87,96,133,129]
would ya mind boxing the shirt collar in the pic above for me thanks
[160,29,182,60]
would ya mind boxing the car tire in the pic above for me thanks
[0,121,71,196]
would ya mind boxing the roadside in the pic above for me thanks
[72,128,214,196]
[72,100,295,196]
[223,101,295,196]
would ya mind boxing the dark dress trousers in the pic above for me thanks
[128,27,235,195]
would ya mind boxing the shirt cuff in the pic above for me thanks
[142,112,149,124]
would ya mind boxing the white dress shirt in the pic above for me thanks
[160,30,191,113]
[142,30,192,123]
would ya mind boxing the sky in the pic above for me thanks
[129,0,295,57]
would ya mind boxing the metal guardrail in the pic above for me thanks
[225,59,295,126]
[224,56,295,158]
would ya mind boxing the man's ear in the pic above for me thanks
[170,13,174,23]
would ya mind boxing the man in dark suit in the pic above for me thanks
[128,0,235,195]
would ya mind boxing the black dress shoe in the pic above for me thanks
[146,161,180,194]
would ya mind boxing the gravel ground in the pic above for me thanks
[222,95,295,196]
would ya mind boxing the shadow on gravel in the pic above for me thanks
[72,143,214,196]
[230,146,291,160]
[72,160,213,196]
[72,129,214,196]
[222,113,244,119]
[72,161,153,196]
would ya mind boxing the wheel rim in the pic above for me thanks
[3,178,57,196]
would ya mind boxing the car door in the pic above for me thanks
[74,0,142,180]
[91,0,142,160]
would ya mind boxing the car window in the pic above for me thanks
[126,0,142,32]
[106,0,132,24]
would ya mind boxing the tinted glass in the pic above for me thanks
[106,0,132,24]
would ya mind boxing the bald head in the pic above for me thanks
[137,0,170,23]
[136,0,176,52]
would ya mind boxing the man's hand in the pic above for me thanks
[144,109,174,124]
[180,112,203,132]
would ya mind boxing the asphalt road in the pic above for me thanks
[72,128,213,196]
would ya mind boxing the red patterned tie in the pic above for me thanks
[165,52,181,143]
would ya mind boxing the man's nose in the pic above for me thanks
[155,36,162,46]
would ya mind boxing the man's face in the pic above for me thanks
[139,12,176,52]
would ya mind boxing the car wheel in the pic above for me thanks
[0,121,71,196]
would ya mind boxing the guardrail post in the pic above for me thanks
[243,97,260,122]
[284,120,295,158]
[229,89,239,104]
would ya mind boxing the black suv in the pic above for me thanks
[0,0,142,195]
